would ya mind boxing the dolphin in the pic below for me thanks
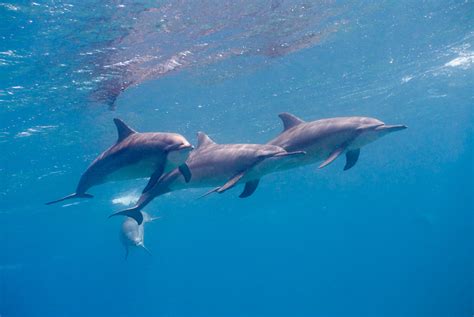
[46,118,193,205]
[120,211,158,259]
[110,132,305,224]
[264,112,407,171]
[219,113,407,200]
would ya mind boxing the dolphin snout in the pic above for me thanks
[180,143,194,150]
[376,124,408,133]
[133,239,142,246]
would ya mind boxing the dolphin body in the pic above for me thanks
[120,211,158,259]
[245,113,407,181]
[46,118,193,205]
[110,132,305,224]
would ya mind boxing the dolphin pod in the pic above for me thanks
[46,118,193,205]
[46,112,406,257]
[107,113,406,225]
[110,132,305,224]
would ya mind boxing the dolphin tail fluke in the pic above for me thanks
[199,172,246,199]
[45,192,93,205]
[198,187,220,199]
[217,172,245,193]
[109,207,144,225]
[319,147,344,169]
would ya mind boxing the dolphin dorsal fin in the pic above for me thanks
[278,113,305,131]
[197,132,216,148]
[113,118,136,143]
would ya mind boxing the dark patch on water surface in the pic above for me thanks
[90,1,351,109]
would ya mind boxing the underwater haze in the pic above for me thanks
[1,1,473,316]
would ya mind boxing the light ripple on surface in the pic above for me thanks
[112,192,140,206]
[15,125,57,138]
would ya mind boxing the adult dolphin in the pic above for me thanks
[120,211,158,259]
[46,118,193,205]
[264,113,407,171]
[110,132,305,224]
[232,113,407,199]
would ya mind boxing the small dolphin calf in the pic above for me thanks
[120,211,158,259]
[110,132,304,224]
[46,118,193,205]
[267,113,407,171]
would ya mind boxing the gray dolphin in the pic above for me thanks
[46,118,193,205]
[224,113,407,200]
[110,132,305,224]
[264,113,407,171]
[120,211,158,259]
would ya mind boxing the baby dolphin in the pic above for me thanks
[46,118,193,205]
[267,113,407,171]
[120,211,158,259]
[110,132,305,224]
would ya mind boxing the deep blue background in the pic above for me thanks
[1,1,472,316]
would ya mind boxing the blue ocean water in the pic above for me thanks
[1,1,473,316]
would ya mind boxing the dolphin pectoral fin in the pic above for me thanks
[239,179,260,198]
[178,164,192,183]
[142,166,165,194]
[344,149,360,171]
[109,207,144,225]
[319,147,344,169]
[45,192,93,205]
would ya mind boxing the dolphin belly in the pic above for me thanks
[171,172,233,191]
[121,217,144,245]
[106,157,161,182]
[241,146,325,180]
[274,144,330,171]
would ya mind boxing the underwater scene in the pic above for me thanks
[1,1,473,316]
